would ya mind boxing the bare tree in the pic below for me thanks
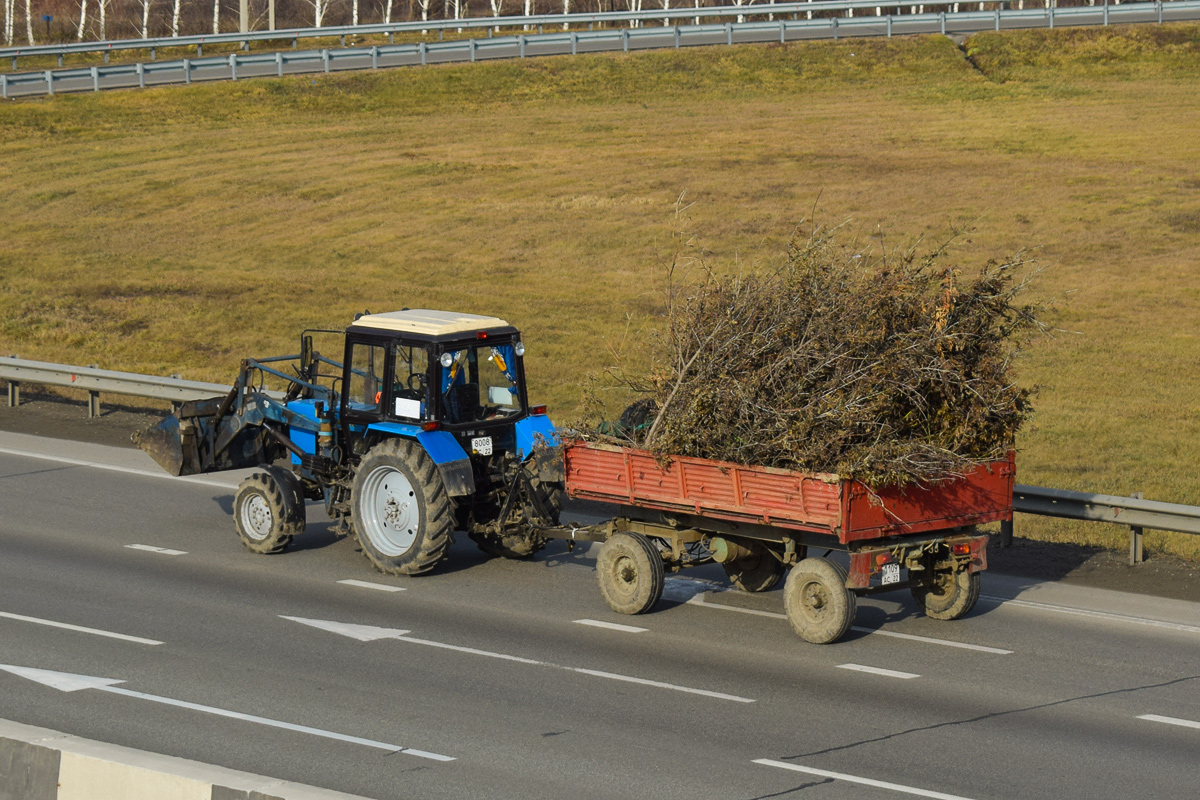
[415,0,430,29]
[352,0,358,25]
[487,0,502,23]
[213,0,219,32]
[3,0,13,46]
[137,0,152,37]
[171,0,181,35]
[76,0,88,40]
[98,0,110,38]
[24,0,33,44]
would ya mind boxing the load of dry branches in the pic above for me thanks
[586,221,1047,487]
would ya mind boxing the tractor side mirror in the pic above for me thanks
[300,335,314,378]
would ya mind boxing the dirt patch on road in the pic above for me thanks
[3,393,1198,604]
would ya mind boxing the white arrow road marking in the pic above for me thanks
[0,611,162,645]
[573,619,648,633]
[837,664,920,680]
[126,544,188,556]
[684,595,1011,653]
[337,579,406,593]
[282,616,755,703]
[754,759,978,800]
[1138,714,1200,730]
[0,664,454,762]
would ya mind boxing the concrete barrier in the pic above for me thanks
[0,719,370,800]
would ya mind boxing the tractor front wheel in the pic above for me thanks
[233,466,305,554]
[352,439,454,576]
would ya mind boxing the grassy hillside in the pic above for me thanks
[2,24,1199,558]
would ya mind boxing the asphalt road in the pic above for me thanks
[1,431,1198,799]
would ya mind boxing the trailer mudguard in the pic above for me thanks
[365,422,475,497]
[514,413,558,460]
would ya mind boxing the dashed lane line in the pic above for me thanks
[0,446,239,490]
[1138,714,1200,731]
[337,579,406,593]
[125,544,187,556]
[0,611,162,645]
[754,759,978,800]
[981,595,1200,635]
[837,663,921,680]
[573,619,648,633]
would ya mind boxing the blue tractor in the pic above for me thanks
[135,310,563,575]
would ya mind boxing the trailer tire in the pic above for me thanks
[352,439,453,576]
[596,532,664,615]
[784,558,856,644]
[912,568,981,621]
[234,467,305,554]
[722,544,785,593]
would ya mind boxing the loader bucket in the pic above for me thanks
[133,414,190,477]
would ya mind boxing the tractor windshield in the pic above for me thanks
[440,343,522,426]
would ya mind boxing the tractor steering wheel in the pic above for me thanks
[408,373,427,392]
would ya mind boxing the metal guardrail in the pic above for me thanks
[4,0,1195,98]
[0,356,250,418]
[1,0,1189,67]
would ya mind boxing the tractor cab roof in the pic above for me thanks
[348,309,517,341]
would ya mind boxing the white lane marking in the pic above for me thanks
[125,544,187,556]
[850,627,1013,655]
[982,595,1200,635]
[754,759,977,800]
[573,619,648,633]
[337,579,406,593]
[0,446,239,490]
[572,667,755,703]
[283,615,754,703]
[0,611,162,646]
[686,595,1009,653]
[0,664,452,761]
[838,663,920,680]
[662,575,729,602]
[1138,714,1200,731]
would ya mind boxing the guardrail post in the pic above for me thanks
[6,380,18,408]
[1049,4,1054,27]
[150,46,156,60]
[45,70,54,96]
[103,50,109,63]
[389,32,394,43]
[87,365,100,418]
[676,25,682,47]
[276,51,284,75]
[183,58,191,85]
[1157,0,1162,24]
[725,21,732,45]
[779,20,786,42]
[57,54,63,67]
[322,48,330,72]
[1103,0,1109,24]
[420,41,428,65]
[994,7,1000,29]
[623,28,630,51]
[229,53,238,80]
[292,38,298,48]
[999,518,1013,548]
[1129,491,1145,564]
[518,35,525,57]
[371,45,379,68]
[340,34,346,46]
[469,38,477,61]
[91,65,99,91]
[940,11,946,34]
[1,74,8,100]
[10,56,15,70]
[886,14,891,36]
[831,16,837,39]
[136,62,145,89]
[197,43,202,57]
[572,31,579,54]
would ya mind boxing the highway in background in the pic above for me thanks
[1,431,1198,799]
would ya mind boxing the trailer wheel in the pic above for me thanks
[234,467,305,554]
[352,439,453,576]
[912,568,981,621]
[596,532,665,615]
[784,558,856,644]
[722,544,785,593]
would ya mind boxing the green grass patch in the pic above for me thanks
[3,24,1200,559]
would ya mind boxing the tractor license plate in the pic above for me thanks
[471,436,493,456]
[881,563,901,585]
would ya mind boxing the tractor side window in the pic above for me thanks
[392,345,429,421]
[348,344,386,413]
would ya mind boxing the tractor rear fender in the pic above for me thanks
[514,413,559,461]
[365,422,475,497]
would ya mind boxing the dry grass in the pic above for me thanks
[2,25,1200,558]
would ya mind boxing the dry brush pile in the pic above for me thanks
[586,222,1047,488]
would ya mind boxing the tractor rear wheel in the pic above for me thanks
[596,532,665,615]
[352,439,453,576]
[784,558,856,644]
[912,568,981,621]
[233,466,305,554]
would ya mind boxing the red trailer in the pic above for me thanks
[552,441,1015,644]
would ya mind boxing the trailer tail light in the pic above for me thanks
[875,553,892,566]
[530,405,547,416]
[476,331,488,340]
[421,421,441,432]
[951,543,971,556]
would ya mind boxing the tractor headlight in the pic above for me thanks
[440,352,454,368]
[514,341,526,357]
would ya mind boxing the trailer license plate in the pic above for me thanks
[881,563,901,585]
[471,436,493,456]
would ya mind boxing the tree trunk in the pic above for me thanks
[4,0,13,47]
[76,0,87,40]
[171,0,179,34]
[352,0,358,25]
[24,0,34,44]
[141,0,150,37]
[384,0,392,23]
[98,0,106,38]
[214,0,220,33]
[561,0,567,29]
